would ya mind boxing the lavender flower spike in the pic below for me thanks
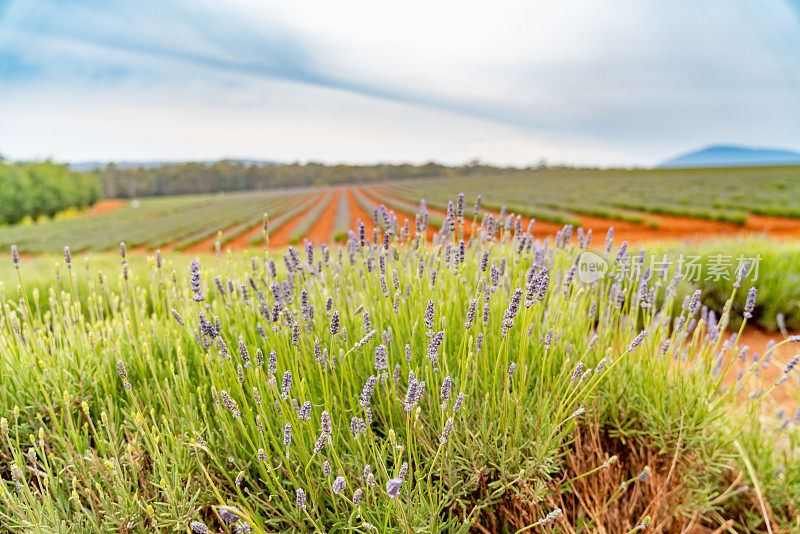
[332,476,346,495]
[386,477,403,499]
[296,488,307,510]
[116,358,131,389]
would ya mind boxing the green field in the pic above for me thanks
[0,189,313,253]
[385,165,800,224]
[0,220,797,532]
[3,165,800,255]
[0,167,800,253]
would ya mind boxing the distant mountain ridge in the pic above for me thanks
[657,145,800,169]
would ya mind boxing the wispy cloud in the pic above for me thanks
[1,0,799,165]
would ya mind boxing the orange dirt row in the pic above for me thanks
[227,192,318,251]
[167,192,322,254]
[86,199,127,216]
[97,190,800,253]
[369,186,800,244]
[576,212,800,244]
[303,188,341,244]
[345,187,378,239]
[267,192,328,249]
[726,328,799,413]
[184,223,245,254]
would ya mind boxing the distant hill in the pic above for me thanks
[657,145,800,169]
[68,159,279,172]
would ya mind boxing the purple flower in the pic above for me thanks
[360,375,377,407]
[374,344,388,371]
[386,477,403,499]
[313,433,326,454]
[330,311,340,335]
[363,311,371,333]
[321,410,332,435]
[189,259,204,302]
[404,379,419,412]
[734,261,751,289]
[238,337,250,368]
[11,244,20,268]
[283,423,292,447]
[190,520,208,533]
[299,401,311,421]
[116,358,131,389]
[440,417,454,444]
[453,392,464,413]
[398,462,409,480]
[332,475,346,495]
[544,328,553,350]
[626,330,647,351]
[440,376,452,409]
[220,390,240,419]
[282,371,292,398]
[424,300,435,331]
[268,351,277,375]
[464,299,476,329]
[571,362,584,382]
[744,287,757,319]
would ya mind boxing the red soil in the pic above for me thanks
[124,188,800,253]
[303,188,340,244]
[345,187,378,239]
[538,210,800,245]
[731,328,799,413]
[599,213,800,244]
[228,225,266,251]
[744,214,800,237]
[174,192,321,253]
[564,214,741,245]
[183,224,242,254]
[368,186,800,245]
[268,192,328,249]
[86,199,126,216]
[224,193,315,251]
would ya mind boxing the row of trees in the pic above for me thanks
[0,161,102,225]
[95,160,528,198]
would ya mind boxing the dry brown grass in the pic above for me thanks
[464,415,745,534]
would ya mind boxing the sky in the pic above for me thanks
[1,0,799,167]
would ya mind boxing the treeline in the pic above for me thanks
[0,161,102,225]
[95,160,529,198]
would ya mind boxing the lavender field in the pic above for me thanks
[1,197,798,533]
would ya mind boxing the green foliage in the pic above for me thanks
[388,165,800,222]
[0,161,101,224]
[0,189,306,253]
[652,238,800,331]
[96,160,479,198]
[0,223,797,532]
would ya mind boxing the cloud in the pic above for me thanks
[0,0,799,165]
